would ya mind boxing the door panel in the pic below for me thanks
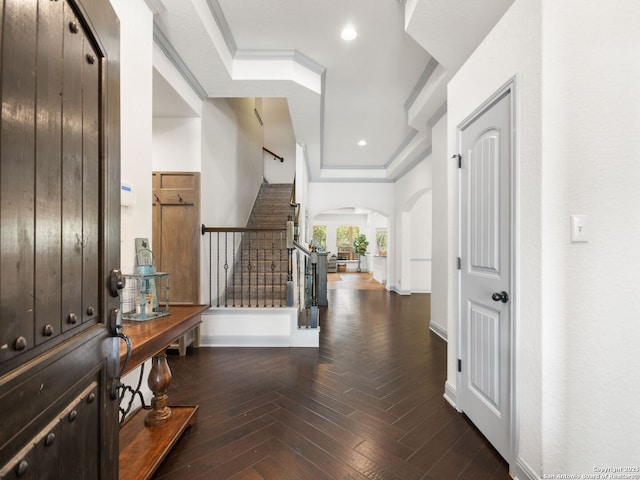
[82,28,101,325]
[152,172,201,305]
[61,2,84,334]
[34,0,64,347]
[0,0,37,361]
[459,89,512,460]
[0,0,121,477]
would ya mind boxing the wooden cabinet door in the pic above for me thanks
[152,172,201,304]
[0,0,121,477]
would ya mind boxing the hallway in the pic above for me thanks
[152,284,510,479]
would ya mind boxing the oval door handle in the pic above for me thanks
[491,291,509,303]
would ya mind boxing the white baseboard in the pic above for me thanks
[429,322,448,341]
[199,307,319,347]
[443,381,459,410]
[200,335,291,347]
[511,457,539,480]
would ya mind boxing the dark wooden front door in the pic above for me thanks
[0,0,121,477]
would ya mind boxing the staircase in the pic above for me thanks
[247,183,295,230]
[200,182,319,347]
[225,183,294,307]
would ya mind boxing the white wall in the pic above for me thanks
[394,156,433,294]
[409,191,431,293]
[109,0,154,415]
[430,113,449,338]
[295,143,309,244]
[447,0,541,475]
[541,0,640,474]
[200,97,265,302]
[200,97,264,226]
[308,183,394,219]
[441,0,640,475]
[111,0,154,274]
[262,98,296,184]
[152,118,201,171]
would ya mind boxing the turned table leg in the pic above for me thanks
[145,350,173,426]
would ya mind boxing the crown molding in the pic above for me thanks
[427,100,447,128]
[205,0,237,55]
[393,145,432,182]
[153,23,208,99]
[385,129,418,169]
[235,49,325,75]
[404,57,439,110]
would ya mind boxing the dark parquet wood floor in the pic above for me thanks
[152,278,510,479]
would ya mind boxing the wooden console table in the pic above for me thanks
[118,304,208,480]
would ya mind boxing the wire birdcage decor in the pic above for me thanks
[121,248,169,321]
[121,272,170,321]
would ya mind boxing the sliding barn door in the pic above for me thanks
[0,0,121,477]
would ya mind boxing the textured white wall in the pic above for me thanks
[262,98,296,184]
[111,0,154,274]
[152,118,201,172]
[447,0,542,475]
[109,0,154,415]
[409,191,431,293]
[430,113,449,338]
[199,97,265,303]
[541,0,640,474]
[308,183,394,219]
[394,157,432,294]
[200,98,264,227]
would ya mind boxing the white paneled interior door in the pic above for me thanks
[458,88,513,460]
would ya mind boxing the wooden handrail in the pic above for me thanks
[263,146,283,162]
[201,225,285,234]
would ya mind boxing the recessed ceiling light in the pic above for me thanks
[358,139,367,146]
[341,26,358,41]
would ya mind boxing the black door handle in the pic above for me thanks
[491,291,509,303]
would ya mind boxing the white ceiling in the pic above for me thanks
[150,0,514,182]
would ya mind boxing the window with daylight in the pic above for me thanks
[376,229,388,256]
[336,226,359,260]
[312,225,326,251]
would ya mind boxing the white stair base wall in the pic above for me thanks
[199,307,319,347]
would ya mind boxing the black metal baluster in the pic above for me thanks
[279,231,283,306]
[297,250,302,324]
[208,231,212,307]
[232,232,236,307]
[240,232,246,307]
[216,232,220,307]
[271,234,275,307]
[224,233,229,307]
[255,234,259,307]
[263,242,267,307]
[247,231,252,307]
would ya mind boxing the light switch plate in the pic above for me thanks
[570,215,588,242]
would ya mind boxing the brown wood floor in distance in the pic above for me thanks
[152,274,510,480]
[327,272,387,290]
